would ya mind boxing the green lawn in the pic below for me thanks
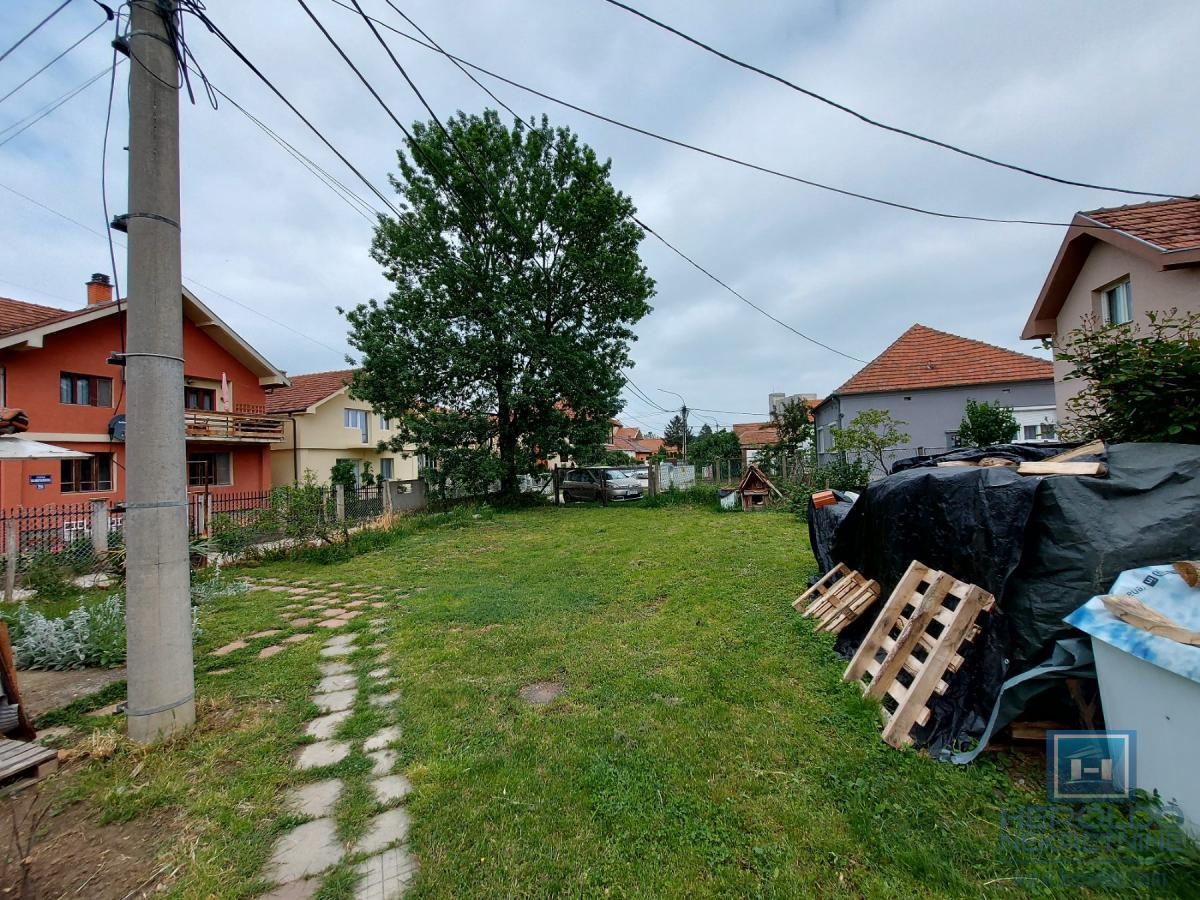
[36,504,1197,898]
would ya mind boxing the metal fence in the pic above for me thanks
[1,500,124,594]
[197,484,387,550]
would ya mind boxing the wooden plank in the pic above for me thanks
[1017,460,1108,477]
[821,582,881,634]
[0,739,57,781]
[978,457,1018,468]
[793,563,849,612]
[935,460,979,468]
[1045,440,1105,464]
[865,572,953,700]
[881,584,994,747]
[844,561,933,684]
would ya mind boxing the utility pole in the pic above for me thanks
[658,388,689,463]
[122,0,194,743]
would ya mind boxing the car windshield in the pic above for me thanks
[605,469,629,480]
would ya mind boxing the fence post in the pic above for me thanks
[383,481,394,514]
[335,484,346,522]
[648,464,658,498]
[4,518,16,602]
[90,499,109,556]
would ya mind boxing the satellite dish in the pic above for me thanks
[108,415,126,441]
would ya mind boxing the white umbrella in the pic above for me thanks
[0,437,91,460]
[220,372,232,412]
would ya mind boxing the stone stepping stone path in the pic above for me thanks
[258,626,417,897]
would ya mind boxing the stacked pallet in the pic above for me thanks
[793,564,881,635]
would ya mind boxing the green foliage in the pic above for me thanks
[575,447,638,467]
[1055,309,1200,443]
[774,457,874,519]
[831,409,910,477]
[344,110,655,498]
[329,459,359,489]
[756,400,816,474]
[638,484,723,510]
[189,564,249,605]
[12,594,127,670]
[663,414,692,452]
[957,399,1018,447]
[22,551,75,599]
[688,429,741,472]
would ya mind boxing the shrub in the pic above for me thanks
[22,551,75,600]
[641,485,722,510]
[957,399,1018,447]
[190,564,249,605]
[1055,309,1200,443]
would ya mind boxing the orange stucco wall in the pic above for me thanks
[0,309,273,509]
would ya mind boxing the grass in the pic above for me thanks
[32,504,1198,898]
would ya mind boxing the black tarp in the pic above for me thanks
[889,442,1070,474]
[819,442,1200,754]
[807,490,855,574]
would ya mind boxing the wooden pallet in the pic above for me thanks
[0,738,58,787]
[843,561,995,748]
[793,564,881,634]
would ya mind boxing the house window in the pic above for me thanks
[946,431,962,449]
[185,386,217,411]
[1023,425,1038,441]
[187,452,232,487]
[1102,279,1133,325]
[377,414,393,431]
[1040,422,1057,440]
[344,408,369,443]
[379,458,394,480]
[61,454,114,492]
[59,372,113,407]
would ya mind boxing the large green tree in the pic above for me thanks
[343,111,655,498]
[663,414,693,453]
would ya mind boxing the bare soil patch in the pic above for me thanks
[17,668,127,718]
[518,681,564,706]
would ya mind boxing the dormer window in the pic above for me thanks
[1102,279,1133,325]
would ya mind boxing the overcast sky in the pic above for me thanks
[3,0,1197,435]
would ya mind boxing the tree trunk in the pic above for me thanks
[496,390,519,500]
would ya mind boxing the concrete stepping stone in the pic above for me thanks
[324,608,348,617]
[287,588,313,595]
[371,774,413,805]
[286,778,343,818]
[265,818,342,883]
[318,674,358,693]
[319,661,352,676]
[284,633,313,644]
[344,600,368,609]
[305,605,325,613]
[363,726,402,752]
[317,618,346,630]
[209,667,234,675]
[325,634,356,648]
[211,639,247,657]
[259,645,285,660]
[357,807,411,854]
[314,690,356,713]
[249,629,282,639]
[369,602,389,609]
[348,592,367,598]
[320,644,353,658]
[292,618,316,628]
[329,582,346,587]
[282,603,302,610]
[267,586,290,593]
[337,611,363,621]
[367,748,397,776]
[305,710,351,740]
[354,846,417,899]
[370,679,398,692]
[367,668,390,680]
[295,740,351,770]
[369,692,400,709]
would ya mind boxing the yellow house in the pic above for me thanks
[265,369,418,486]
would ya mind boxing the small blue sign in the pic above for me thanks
[1048,730,1136,802]
[29,474,52,486]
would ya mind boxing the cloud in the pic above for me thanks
[2,0,1196,421]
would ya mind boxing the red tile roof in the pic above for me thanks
[265,369,355,413]
[732,422,779,447]
[612,426,641,441]
[1081,197,1200,251]
[835,324,1052,395]
[0,296,118,337]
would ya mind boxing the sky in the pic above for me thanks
[2,0,1198,437]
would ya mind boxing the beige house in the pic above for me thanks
[1022,197,1200,418]
[265,369,418,486]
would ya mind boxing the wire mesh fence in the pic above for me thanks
[198,484,388,553]
[1,501,124,592]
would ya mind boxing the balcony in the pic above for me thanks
[185,410,284,443]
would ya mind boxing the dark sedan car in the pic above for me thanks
[561,468,644,503]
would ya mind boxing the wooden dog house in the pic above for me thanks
[737,464,780,511]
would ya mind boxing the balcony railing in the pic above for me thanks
[185,410,284,442]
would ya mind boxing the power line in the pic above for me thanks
[633,215,868,363]
[180,4,403,218]
[0,181,350,358]
[359,5,867,367]
[0,62,118,146]
[0,1,75,66]
[0,17,108,107]
[330,0,1114,231]
[599,0,1183,200]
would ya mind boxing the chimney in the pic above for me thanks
[86,273,113,306]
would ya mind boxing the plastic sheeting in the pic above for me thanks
[890,442,1069,474]
[818,442,1200,755]
[807,491,855,574]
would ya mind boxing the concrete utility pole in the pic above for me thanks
[123,0,195,743]
[658,388,689,463]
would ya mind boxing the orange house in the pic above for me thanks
[0,275,289,510]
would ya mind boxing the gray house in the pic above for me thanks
[813,324,1056,472]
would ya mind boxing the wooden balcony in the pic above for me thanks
[185,410,284,443]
